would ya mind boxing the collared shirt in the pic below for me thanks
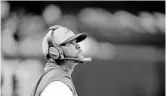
[31,62,78,96]
[41,62,73,96]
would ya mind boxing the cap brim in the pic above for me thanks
[61,33,87,45]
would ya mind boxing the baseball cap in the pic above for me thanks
[49,25,87,45]
[42,25,87,56]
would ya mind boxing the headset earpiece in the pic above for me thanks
[48,44,64,60]
[49,47,60,59]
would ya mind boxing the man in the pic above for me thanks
[31,25,91,96]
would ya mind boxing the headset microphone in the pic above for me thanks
[81,57,92,62]
[60,57,92,63]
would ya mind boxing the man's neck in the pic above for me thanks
[47,58,77,75]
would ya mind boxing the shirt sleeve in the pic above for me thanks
[41,81,73,96]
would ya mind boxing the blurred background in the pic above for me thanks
[1,1,165,96]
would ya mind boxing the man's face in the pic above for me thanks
[61,39,84,59]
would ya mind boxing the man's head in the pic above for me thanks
[42,25,87,63]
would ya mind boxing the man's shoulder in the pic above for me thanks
[41,81,73,96]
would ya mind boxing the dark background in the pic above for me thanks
[9,1,165,14]
[8,1,165,47]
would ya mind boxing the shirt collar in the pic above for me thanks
[44,61,71,78]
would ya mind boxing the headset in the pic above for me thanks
[47,28,91,63]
